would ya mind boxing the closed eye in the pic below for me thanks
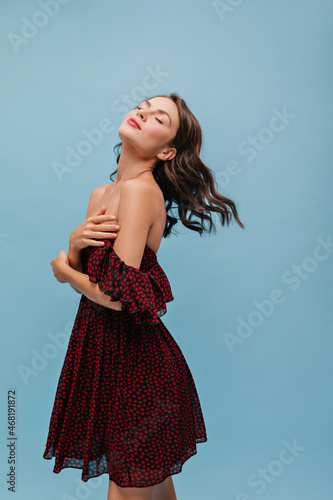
[136,106,163,124]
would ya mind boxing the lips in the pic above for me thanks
[128,118,141,130]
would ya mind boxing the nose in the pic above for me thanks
[136,109,145,121]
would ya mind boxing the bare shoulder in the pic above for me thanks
[87,183,110,205]
[85,183,109,218]
[117,178,165,230]
[119,178,162,205]
[90,183,110,198]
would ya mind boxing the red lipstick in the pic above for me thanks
[127,118,141,130]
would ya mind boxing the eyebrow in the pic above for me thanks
[143,99,171,125]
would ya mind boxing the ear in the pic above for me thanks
[157,147,177,162]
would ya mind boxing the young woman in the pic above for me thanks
[43,93,245,500]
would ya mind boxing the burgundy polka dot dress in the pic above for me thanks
[43,238,207,487]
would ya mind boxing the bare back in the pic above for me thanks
[86,180,167,255]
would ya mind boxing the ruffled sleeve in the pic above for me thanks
[85,240,174,325]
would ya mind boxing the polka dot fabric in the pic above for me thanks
[86,238,174,326]
[43,239,207,487]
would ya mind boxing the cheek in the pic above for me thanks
[145,124,169,142]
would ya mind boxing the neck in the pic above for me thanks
[113,142,157,186]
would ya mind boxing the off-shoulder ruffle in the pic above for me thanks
[85,240,174,325]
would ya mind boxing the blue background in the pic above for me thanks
[1,0,333,499]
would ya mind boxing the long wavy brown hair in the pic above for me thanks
[110,92,245,238]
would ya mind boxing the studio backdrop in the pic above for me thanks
[1,1,332,499]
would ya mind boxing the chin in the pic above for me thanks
[118,125,131,143]
[119,120,139,138]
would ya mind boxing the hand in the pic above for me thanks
[50,250,70,283]
[69,206,121,251]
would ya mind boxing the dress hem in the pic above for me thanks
[43,436,208,487]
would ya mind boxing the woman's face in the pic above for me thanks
[118,96,180,162]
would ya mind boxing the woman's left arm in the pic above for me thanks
[50,250,122,310]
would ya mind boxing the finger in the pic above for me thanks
[94,206,116,217]
[90,214,117,224]
[92,241,107,246]
[83,235,118,246]
[89,206,107,221]
[84,240,106,247]
[89,223,120,232]
[88,231,119,239]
